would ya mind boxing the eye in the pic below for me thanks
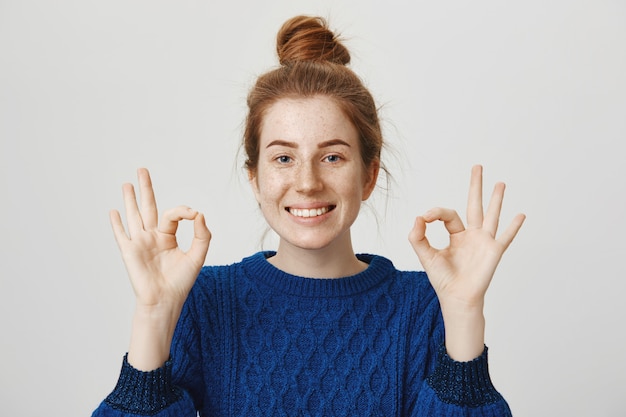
[324,154,342,163]
[276,155,292,164]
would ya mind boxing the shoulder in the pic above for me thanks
[186,252,264,300]
[352,255,444,351]
[357,254,436,302]
[179,253,267,326]
[359,253,431,289]
[396,267,439,315]
[198,251,269,277]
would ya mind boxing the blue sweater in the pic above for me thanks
[93,252,512,416]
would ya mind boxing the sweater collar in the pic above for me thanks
[241,251,394,297]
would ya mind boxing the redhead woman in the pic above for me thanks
[92,15,525,417]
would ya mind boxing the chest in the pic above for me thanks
[227,289,405,416]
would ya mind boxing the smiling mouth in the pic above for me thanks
[287,205,336,218]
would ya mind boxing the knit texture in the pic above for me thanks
[94,251,511,417]
[102,356,187,416]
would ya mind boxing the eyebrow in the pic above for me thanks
[265,139,352,149]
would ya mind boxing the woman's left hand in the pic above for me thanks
[408,165,525,359]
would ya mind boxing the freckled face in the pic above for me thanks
[250,96,378,252]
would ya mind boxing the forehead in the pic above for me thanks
[260,96,359,146]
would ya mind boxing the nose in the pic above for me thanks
[295,161,323,193]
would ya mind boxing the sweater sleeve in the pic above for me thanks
[404,272,512,416]
[91,289,205,417]
[416,345,512,416]
[90,355,197,417]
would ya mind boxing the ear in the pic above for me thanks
[248,169,261,203]
[361,160,380,201]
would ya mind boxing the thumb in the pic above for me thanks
[408,216,435,265]
[187,212,211,265]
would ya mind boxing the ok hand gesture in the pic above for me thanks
[110,168,211,310]
[408,165,525,360]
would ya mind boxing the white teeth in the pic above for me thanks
[289,207,329,218]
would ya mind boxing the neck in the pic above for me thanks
[269,232,366,279]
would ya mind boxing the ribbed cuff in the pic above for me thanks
[104,354,183,415]
[426,345,503,407]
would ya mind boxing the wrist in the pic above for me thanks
[440,302,486,362]
[133,301,183,327]
[127,303,183,371]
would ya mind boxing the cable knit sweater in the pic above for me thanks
[92,251,512,416]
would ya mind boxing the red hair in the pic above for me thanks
[244,16,383,178]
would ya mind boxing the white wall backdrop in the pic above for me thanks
[1,1,625,416]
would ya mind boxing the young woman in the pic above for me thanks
[93,15,525,417]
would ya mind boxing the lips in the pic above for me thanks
[287,205,335,218]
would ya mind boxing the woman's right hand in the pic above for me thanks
[109,168,211,369]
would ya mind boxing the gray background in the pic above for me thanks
[1,0,625,416]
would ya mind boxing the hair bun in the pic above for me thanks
[276,15,350,66]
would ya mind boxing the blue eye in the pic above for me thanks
[277,155,292,164]
[325,154,341,163]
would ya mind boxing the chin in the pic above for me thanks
[288,240,334,251]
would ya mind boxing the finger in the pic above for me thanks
[109,209,129,246]
[467,164,484,229]
[483,182,505,236]
[423,207,465,235]
[497,213,526,251]
[122,183,144,237]
[408,216,437,265]
[137,168,158,229]
[158,206,198,235]
[187,213,212,263]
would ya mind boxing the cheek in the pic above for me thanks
[330,178,364,211]
[344,168,369,200]
[252,172,283,204]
